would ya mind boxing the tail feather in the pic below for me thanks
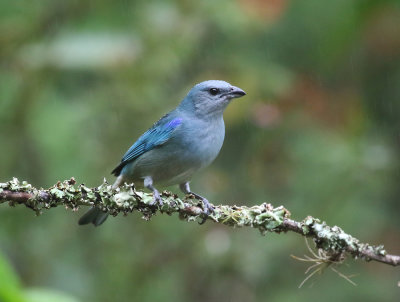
[78,207,109,226]
[111,162,124,176]
[79,175,124,226]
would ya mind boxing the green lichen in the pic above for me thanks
[1,177,398,267]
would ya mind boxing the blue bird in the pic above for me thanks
[79,80,246,226]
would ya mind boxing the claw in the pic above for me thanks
[198,198,214,225]
[149,190,163,206]
[202,199,214,215]
[178,182,214,225]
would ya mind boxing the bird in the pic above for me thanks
[78,80,246,226]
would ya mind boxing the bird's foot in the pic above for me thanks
[201,198,214,215]
[149,189,163,207]
[199,197,214,225]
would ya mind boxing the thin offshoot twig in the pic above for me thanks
[291,238,357,288]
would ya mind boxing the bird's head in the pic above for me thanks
[179,80,246,117]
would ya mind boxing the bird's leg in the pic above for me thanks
[179,182,214,223]
[144,176,162,206]
[112,175,124,189]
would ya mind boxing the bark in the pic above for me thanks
[1,177,399,267]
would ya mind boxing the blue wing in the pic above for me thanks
[111,114,183,176]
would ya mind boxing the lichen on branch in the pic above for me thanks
[0,177,399,267]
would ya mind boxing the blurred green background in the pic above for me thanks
[1,0,400,301]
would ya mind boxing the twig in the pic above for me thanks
[1,177,399,268]
[291,239,356,288]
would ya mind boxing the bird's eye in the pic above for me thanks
[209,88,219,96]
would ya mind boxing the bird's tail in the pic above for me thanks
[78,176,124,226]
[78,207,108,226]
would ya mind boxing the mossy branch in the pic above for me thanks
[1,177,399,267]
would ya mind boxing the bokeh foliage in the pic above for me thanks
[1,0,399,301]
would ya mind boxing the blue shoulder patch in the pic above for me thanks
[166,118,183,128]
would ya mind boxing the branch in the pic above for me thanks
[1,177,399,267]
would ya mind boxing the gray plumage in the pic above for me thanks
[79,80,246,226]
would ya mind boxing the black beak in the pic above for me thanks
[229,86,246,98]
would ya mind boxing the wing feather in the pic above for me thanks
[111,115,182,176]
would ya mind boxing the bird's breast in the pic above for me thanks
[177,117,225,167]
